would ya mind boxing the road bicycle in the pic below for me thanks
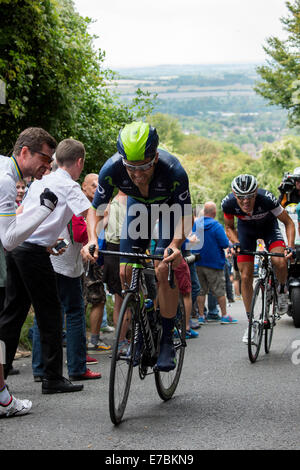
[99,247,196,424]
[240,250,285,363]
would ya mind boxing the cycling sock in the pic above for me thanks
[278,284,287,294]
[246,312,250,320]
[0,385,11,405]
[161,316,175,340]
[90,334,99,346]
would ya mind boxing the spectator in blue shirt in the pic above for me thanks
[191,201,237,324]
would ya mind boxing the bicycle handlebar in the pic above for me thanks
[98,249,163,261]
[98,249,200,265]
[238,250,285,258]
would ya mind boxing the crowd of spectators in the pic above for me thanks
[0,126,240,418]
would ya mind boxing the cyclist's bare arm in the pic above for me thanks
[224,217,239,245]
[81,206,105,262]
[163,215,192,268]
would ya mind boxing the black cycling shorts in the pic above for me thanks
[237,217,285,262]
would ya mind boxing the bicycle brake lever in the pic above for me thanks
[167,248,175,289]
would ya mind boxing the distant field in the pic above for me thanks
[118,90,256,100]
[109,80,255,100]
[108,64,296,156]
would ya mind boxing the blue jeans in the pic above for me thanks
[189,262,200,305]
[101,304,108,328]
[32,273,86,377]
[224,259,234,301]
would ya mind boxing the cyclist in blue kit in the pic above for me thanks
[82,121,193,371]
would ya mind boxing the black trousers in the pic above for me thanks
[0,243,63,380]
[0,287,5,312]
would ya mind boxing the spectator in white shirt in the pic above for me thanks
[31,215,102,381]
[0,138,91,395]
[0,127,57,417]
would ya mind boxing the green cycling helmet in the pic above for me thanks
[117,121,159,161]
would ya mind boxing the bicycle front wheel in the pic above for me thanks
[248,280,264,363]
[154,302,186,401]
[109,293,137,425]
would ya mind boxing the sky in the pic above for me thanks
[73,0,289,69]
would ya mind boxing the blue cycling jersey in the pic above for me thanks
[221,189,283,223]
[92,149,191,210]
[221,189,285,253]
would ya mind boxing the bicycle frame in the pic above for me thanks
[127,264,157,363]
[100,249,164,366]
[258,255,277,300]
[100,248,191,365]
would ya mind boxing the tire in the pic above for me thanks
[248,280,264,363]
[109,293,137,424]
[154,301,186,401]
[291,287,300,328]
[264,279,276,354]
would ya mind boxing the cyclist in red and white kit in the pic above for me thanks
[221,174,295,343]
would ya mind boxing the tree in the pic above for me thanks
[247,136,300,195]
[0,0,155,173]
[146,113,183,151]
[255,0,300,126]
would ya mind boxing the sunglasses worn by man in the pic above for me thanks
[122,155,156,172]
[236,193,256,201]
[19,146,53,164]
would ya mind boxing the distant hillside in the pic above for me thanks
[110,63,298,156]
[115,63,262,79]
[147,114,300,222]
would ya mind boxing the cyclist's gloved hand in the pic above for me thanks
[232,242,241,254]
[285,246,296,258]
[40,188,58,212]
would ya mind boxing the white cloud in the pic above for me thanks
[73,0,289,68]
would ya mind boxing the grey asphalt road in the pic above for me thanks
[1,299,300,450]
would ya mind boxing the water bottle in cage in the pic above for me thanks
[145,299,155,329]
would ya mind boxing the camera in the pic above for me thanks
[52,238,69,254]
[278,173,299,194]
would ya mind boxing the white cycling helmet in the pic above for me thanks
[231,174,258,196]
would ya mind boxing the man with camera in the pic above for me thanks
[278,167,300,208]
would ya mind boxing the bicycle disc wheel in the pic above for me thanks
[248,280,264,363]
[265,283,276,353]
[109,293,137,424]
[154,302,186,401]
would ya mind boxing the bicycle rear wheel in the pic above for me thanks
[154,302,186,401]
[109,293,137,424]
[264,282,276,354]
[248,280,264,363]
